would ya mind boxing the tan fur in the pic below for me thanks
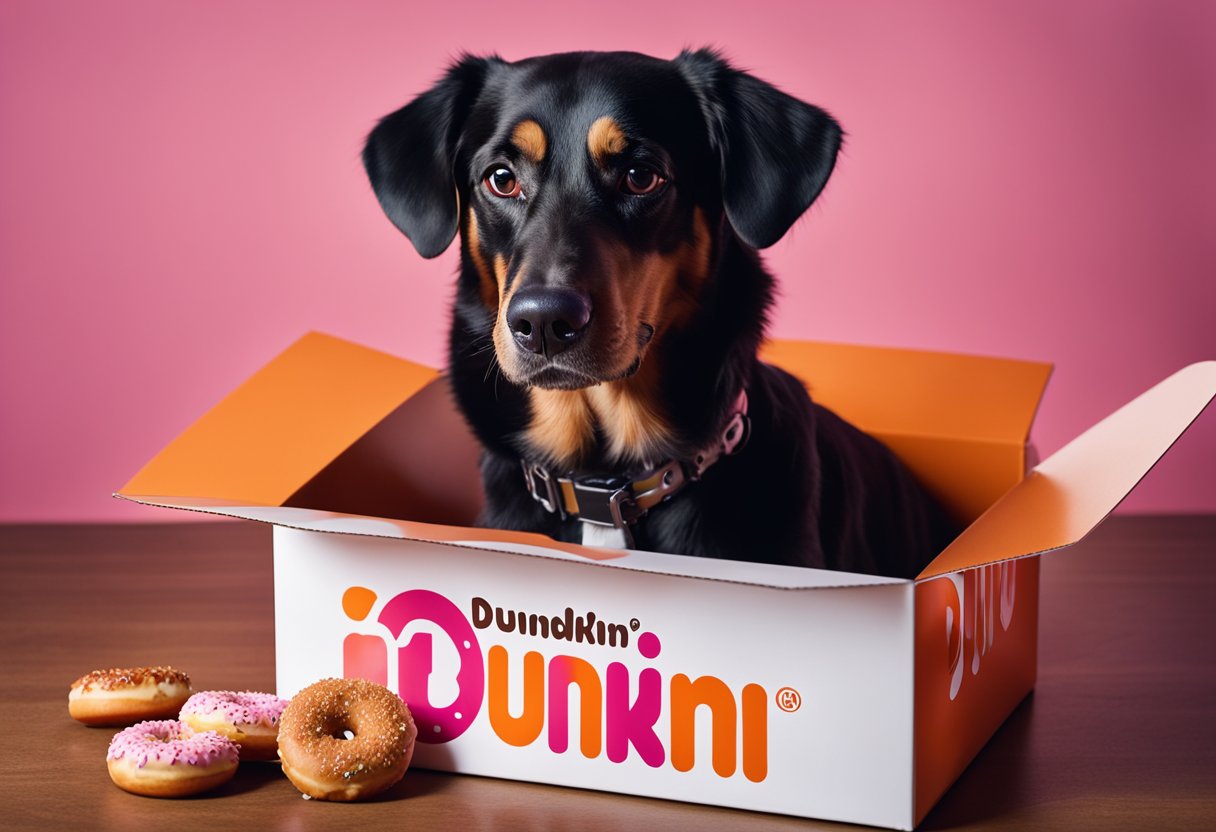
[587,116,628,167]
[464,211,499,310]
[492,253,510,363]
[679,207,713,299]
[493,253,510,298]
[526,388,596,466]
[595,208,712,364]
[524,374,673,468]
[511,119,548,163]
[585,360,675,463]
[650,207,713,332]
[493,253,530,378]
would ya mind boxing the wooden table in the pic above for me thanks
[2,516,1213,830]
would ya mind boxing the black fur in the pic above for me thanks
[363,49,957,578]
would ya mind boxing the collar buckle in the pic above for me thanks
[522,462,564,518]
[570,479,641,529]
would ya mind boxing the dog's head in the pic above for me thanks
[364,49,841,391]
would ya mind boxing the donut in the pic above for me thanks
[106,719,239,797]
[69,666,192,726]
[179,690,288,761]
[277,678,417,801]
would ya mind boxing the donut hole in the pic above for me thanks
[316,715,357,742]
[325,724,356,742]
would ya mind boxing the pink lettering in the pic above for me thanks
[377,589,484,743]
[606,631,664,767]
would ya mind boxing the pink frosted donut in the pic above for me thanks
[180,691,288,762]
[107,719,239,797]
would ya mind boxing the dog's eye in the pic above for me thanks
[484,167,522,198]
[621,167,665,196]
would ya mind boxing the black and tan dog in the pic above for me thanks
[362,49,956,577]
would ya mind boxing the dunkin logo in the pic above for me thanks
[341,587,772,782]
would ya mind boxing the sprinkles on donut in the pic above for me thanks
[277,678,417,801]
[106,719,239,797]
[69,666,192,726]
[180,690,288,761]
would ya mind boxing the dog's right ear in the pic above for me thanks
[363,55,498,259]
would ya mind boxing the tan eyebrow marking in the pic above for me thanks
[511,119,547,163]
[587,116,628,167]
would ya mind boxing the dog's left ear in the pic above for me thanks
[674,49,842,250]
[363,55,500,259]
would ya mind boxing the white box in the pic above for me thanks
[118,332,1215,828]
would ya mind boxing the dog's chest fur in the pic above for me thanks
[524,372,674,472]
[580,524,629,549]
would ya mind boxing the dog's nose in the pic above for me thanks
[506,287,592,357]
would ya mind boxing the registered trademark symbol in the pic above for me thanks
[629,618,640,632]
[776,686,802,713]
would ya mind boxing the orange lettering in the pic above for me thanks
[741,683,767,783]
[670,673,736,777]
[548,655,602,758]
[488,646,545,746]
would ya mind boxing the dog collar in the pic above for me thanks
[521,389,750,548]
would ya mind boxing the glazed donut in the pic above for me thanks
[69,666,192,726]
[106,719,239,797]
[179,690,288,761]
[277,678,417,801]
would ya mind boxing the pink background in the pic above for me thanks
[1,0,1213,522]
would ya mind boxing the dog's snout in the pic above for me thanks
[507,287,592,357]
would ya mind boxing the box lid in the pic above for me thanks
[761,341,1053,523]
[126,330,1046,590]
[917,361,1216,580]
[118,332,1210,588]
[120,332,438,505]
[760,340,1051,445]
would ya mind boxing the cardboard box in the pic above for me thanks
[117,332,1215,829]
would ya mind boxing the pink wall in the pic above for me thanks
[1,0,1213,522]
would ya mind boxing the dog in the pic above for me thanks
[362,49,957,578]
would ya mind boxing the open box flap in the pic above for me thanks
[917,361,1216,580]
[118,332,438,505]
[763,340,1052,523]
[761,340,1052,445]
[114,494,908,590]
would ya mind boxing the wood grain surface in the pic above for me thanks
[1,516,1213,831]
